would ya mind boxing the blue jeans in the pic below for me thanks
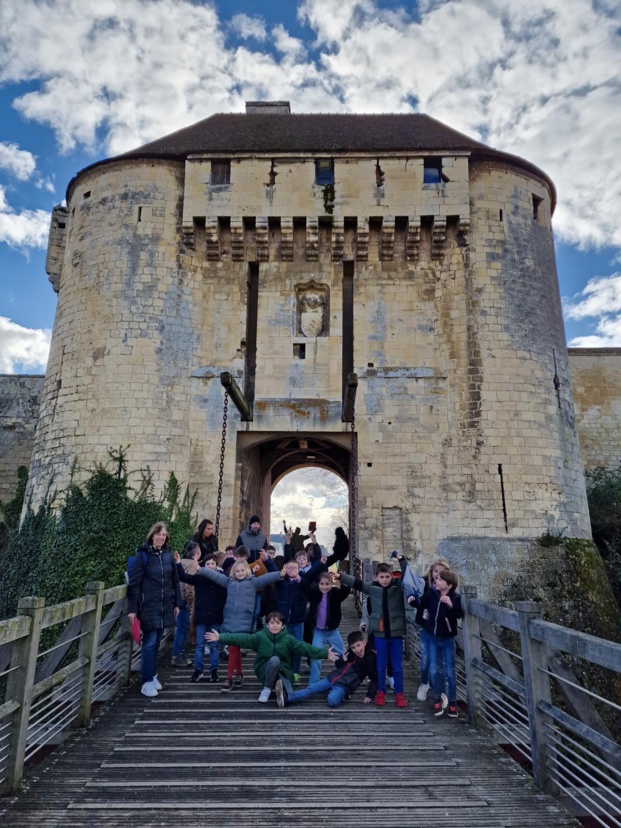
[252,593,262,631]
[375,636,404,694]
[286,622,304,674]
[309,628,344,684]
[288,676,347,708]
[194,623,220,672]
[429,635,457,703]
[172,606,190,658]
[141,628,163,683]
[419,626,444,689]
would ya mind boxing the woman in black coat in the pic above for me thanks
[128,522,182,697]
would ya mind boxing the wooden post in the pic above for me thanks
[220,371,253,421]
[342,372,358,422]
[78,581,105,726]
[5,596,45,792]
[516,600,554,793]
[461,586,484,728]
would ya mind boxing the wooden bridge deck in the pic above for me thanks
[0,606,578,828]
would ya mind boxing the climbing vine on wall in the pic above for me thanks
[0,449,197,620]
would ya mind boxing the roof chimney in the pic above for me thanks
[245,101,291,115]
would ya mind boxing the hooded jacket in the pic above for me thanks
[127,543,182,631]
[176,564,227,627]
[416,585,463,638]
[326,646,377,699]
[197,567,280,633]
[218,627,329,684]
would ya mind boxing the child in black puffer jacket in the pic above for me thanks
[283,630,377,708]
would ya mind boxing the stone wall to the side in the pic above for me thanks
[569,348,621,470]
[24,159,195,510]
[0,375,44,508]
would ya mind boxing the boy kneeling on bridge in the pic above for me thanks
[206,611,337,704]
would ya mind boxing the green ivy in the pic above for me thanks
[585,466,621,606]
[0,449,197,620]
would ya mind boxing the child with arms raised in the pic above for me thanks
[206,611,337,703]
[176,551,281,690]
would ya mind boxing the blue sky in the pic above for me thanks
[1,0,621,373]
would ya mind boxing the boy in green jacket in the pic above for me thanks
[206,611,338,703]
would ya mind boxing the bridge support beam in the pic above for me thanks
[342,372,358,423]
[461,585,484,728]
[221,372,253,421]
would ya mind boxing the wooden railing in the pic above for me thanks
[0,582,136,794]
[358,557,621,828]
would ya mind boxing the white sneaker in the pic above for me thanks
[152,675,162,691]
[417,683,430,701]
[386,676,395,690]
[441,692,448,710]
[141,681,158,698]
[257,688,271,703]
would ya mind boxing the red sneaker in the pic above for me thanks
[395,692,408,708]
[374,691,386,707]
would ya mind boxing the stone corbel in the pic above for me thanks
[231,217,244,261]
[458,216,470,246]
[380,216,395,261]
[256,216,269,262]
[205,217,219,261]
[182,219,195,249]
[306,217,319,261]
[431,217,447,260]
[332,217,344,262]
[356,217,369,261]
[281,217,294,261]
[406,216,421,261]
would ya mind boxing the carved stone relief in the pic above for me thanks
[295,280,329,338]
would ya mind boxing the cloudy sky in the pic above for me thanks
[1,0,621,377]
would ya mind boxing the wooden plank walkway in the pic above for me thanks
[0,605,579,827]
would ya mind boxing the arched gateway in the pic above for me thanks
[28,101,591,597]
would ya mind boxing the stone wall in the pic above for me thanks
[569,348,621,469]
[24,137,594,569]
[0,375,44,508]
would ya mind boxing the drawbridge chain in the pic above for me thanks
[215,389,229,541]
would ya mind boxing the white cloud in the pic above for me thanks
[565,273,621,320]
[0,186,50,249]
[0,0,619,255]
[230,13,267,42]
[0,316,51,373]
[271,468,348,547]
[0,142,37,180]
[565,273,621,346]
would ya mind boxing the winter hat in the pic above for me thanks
[249,515,261,525]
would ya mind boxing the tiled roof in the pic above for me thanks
[68,111,555,205]
[115,113,489,156]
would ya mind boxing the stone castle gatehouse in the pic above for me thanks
[25,102,592,593]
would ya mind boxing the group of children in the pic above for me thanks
[170,528,463,717]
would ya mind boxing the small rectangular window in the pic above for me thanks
[293,343,306,359]
[423,158,442,184]
[532,194,543,222]
[211,160,231,186]
[315,159,334,186]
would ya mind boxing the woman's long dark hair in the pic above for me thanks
[193,518,213,544]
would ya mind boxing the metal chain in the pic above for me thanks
[349,400,363,613]
[215,390,229,541]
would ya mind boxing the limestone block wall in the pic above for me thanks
[0,375,44,508]
[25,144,593,565]
[25,159,197,509]
[569,348,621,469]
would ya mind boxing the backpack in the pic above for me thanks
[125,549,148,584]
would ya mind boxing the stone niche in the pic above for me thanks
[295,280,329,338]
